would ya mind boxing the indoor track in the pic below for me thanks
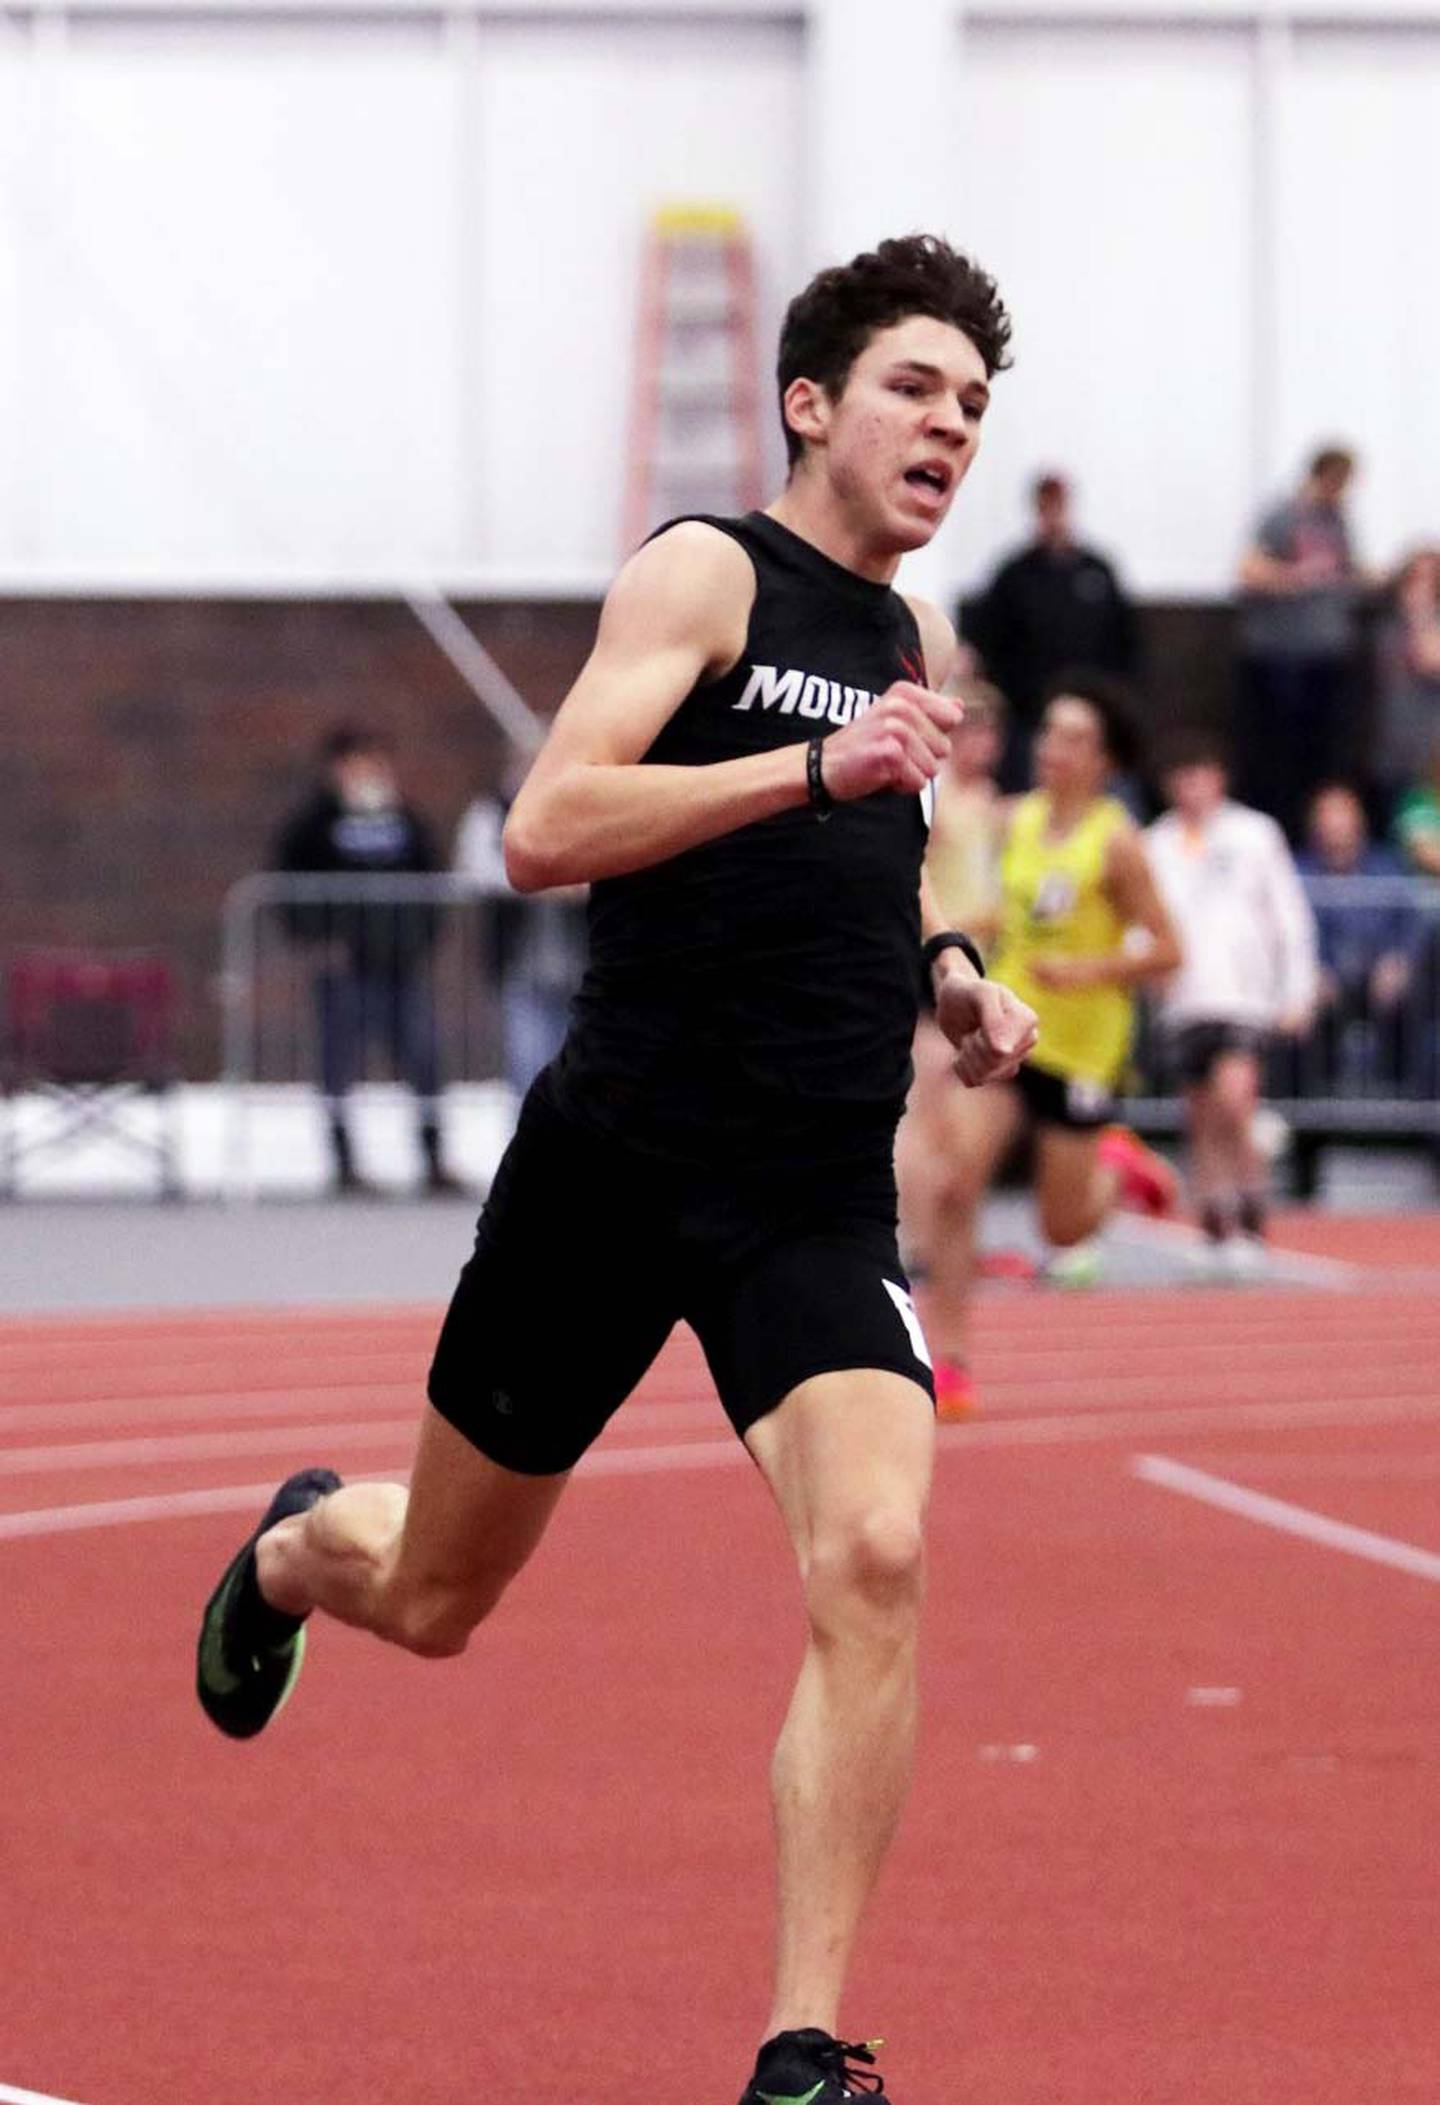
[4,1217,1439,2104]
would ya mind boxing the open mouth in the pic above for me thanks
[905,464,951,498]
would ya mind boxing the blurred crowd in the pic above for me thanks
[950,448,1440,1117]
[959,449,1440,851]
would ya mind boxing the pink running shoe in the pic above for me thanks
[1098,1125,1178,1218]
[934,1355,978,1422]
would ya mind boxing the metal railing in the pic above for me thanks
[220,870,1440,1196]
[221,872,500,1090]
[1127,872,1440,1191]
[220,871,591,1195]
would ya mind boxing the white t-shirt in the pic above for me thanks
[1145,799,1318,1029]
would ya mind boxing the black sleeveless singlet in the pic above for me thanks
[549,512,932,1168]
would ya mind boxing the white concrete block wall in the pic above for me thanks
[0,2,1437,602]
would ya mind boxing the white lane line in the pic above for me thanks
[0,1389,715,1438]
[0,1440,749,1540]
[0,2083,94,2105]
[1133,1453,1440,1583]
[6,1331,1437,1443]
[1106,1213,1370,1288]
[0,1421,419,1476]
[959,1388,1440,1450]
[5,1385,1440,1543]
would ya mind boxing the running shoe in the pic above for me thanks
[1043,1239,1103,1289]
[978,1247,1040,1282]
[196,1467,342,1740]
[738,2030,888,2103]
[1097,1125,1178,1218]
[933,1355,978,1422]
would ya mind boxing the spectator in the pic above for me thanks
[1374,548,1440,809]
[1297,781,1423,1089]
[1394,743,1440,877]
[1146,735,1317,1264]
[1235,445,1365,840]
[453,757,588,1102]
[961,471,1137,790]
[273,723,460,1196]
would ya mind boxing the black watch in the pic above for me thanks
[922,930,986,979]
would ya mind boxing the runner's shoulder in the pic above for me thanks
[601,520,757,667]
[901,594,958,688]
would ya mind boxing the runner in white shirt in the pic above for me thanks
[1146,736,1318,1263]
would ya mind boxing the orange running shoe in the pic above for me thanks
[1097,1125,1178,1218]
[933,1354,978,1422]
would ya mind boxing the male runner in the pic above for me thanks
[197,234,1037,2105]
[1146,736,1317,1269]
[901,674,1180,1413]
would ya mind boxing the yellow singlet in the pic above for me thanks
[989,792,1134,1088]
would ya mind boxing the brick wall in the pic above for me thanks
[0,593,1309,1077]
[0,598,596,1074]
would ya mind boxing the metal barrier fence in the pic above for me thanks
[220,870,1440,1198]
[222,873,503,1091]
[220,871,588,1195]
[1128,873,1440,1195]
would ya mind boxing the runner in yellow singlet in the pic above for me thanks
[899,672,1182,1417]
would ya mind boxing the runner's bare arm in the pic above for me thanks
[506,526,962,890]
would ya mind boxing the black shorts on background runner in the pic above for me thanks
[427,1076,934,1476]
[1014,1061,1114,1132]
[1165,1020,1270,1090]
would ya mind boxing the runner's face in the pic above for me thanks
[1035,697,1109,798]
[1167,762,1226,822]
[819,315,990,554]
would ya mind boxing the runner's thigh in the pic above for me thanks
[427,1084,679,1475]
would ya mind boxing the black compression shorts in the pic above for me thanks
[1014,1061,1115,1132]
[1165,1021,1270,1090]
[426,1075,935,1475]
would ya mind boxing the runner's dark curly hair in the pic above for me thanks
[777,234,1013,467]
[1042,668,1143,774]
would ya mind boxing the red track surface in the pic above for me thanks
[5,1228,1440,2104]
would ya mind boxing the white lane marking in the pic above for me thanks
[0,2084,94,2105]
[0,1421,419,1477]
[7,1322,1439,1446]
[958,1388,1439,1450]
[1133,1454,1440,1583]
[1105,1213,1369,1288]
[4,1384,1439,1543]
[0,1388,717,1438]
[0,1478,365,1540]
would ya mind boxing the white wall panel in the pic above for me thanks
[469,16,804,584]
[955,22,1254,598]
[1275,26,1440,568]
[28,19,460,583]
[0,42,23,558]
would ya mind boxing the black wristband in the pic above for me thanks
[922,930,986,979]
[806,735,835,820]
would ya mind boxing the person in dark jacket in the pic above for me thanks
[273,723,459,1194]
[962,471,1137,789]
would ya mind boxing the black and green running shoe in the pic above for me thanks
[196,1467,342,1739]
[738,2030,888,2104]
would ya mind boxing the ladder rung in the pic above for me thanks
[652,451,743,481]
[664,290,739,327]
[659,377,750,409]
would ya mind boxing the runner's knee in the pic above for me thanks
[806,1507,926,1632]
